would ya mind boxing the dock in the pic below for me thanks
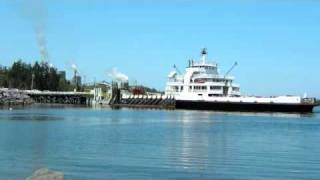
[24,90,93,105]
[109,88,175,109]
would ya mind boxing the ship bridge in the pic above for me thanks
[165,48,241,97]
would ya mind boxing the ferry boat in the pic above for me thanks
[165,49,319,113]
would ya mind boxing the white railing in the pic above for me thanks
[23,90,92,95]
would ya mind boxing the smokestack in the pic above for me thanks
[71,63,78,85]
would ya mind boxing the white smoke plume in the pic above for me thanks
[19,0,49,62]
[71,64,77,71]
[35,26,49,62]
[108,68,129,82]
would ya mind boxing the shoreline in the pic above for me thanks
[0,88,33,107]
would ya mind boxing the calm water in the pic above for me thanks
[0,105,320,180]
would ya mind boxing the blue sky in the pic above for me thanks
[0,0,319,96]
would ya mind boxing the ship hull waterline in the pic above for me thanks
[175,100,317,113]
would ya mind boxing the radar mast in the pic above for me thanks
[201,48,207,64]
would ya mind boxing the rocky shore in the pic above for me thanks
[25,168,64,180]
[0,88,33,106]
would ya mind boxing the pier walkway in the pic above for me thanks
[24,90,93,105]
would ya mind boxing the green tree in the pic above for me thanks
[1,60,77,91]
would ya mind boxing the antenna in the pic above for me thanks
[201,48,207,64]
[223,61,238,96]
[173,64,182,74]
[224,61,238,78]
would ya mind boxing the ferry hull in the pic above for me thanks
[175,100,316,113]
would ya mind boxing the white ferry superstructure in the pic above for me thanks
[165,49,318,112]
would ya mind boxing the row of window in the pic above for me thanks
[190,79,233,83]
[193,86,207,90]
[191,86,222,90]
[197,94,228,97]
[171,86,239,92]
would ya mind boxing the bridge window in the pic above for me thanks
[210,86,221,90]
[194,86,200,90]
[194,86,207,91]
[172,86,179,92]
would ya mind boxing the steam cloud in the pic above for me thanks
[35,26,49,62]
[71,64,77,71]
[20,0,49,62]
[108,68,129,82]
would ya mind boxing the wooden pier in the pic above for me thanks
[24,90,93,105]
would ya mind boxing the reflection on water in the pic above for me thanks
[166,111,210,174]
[0,105,319,180]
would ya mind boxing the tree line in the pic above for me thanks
[0,60,75,91]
